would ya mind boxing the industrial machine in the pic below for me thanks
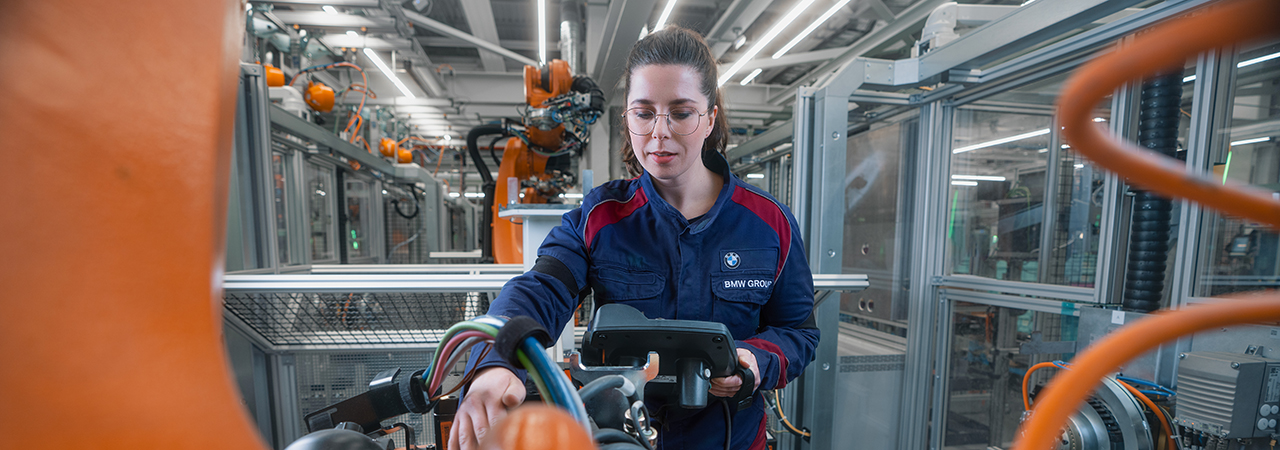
[466,59,604,264]
[282,304,755,450]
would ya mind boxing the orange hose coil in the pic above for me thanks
[1017,2,1280,450]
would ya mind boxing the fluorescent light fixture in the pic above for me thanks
[951,181,978,186]
[639,25,649,40]
[733,35,747,50]
[1074,164,1085,169]
[464,192,486,198]
[299,29,307,37]
[346,30,358,38]
[1182,52,1280,83]
[654,0,678,31]
[443,135,453,141]
[563,193,584,199]
[746,173,765,179]
[718,0,816,86]
[1230,136,1270,146]
[740,68,763,85]
[449,192,460,198]
[538,0,547,64]
[1061,144,1071,149]
[1092,117,1107,122]
[363,48,415,98]
[772,0,851,59]
[952,128,1051,154]
[1037,148,1049,153]
[951,174,1006,182]
[1238,51,1280,68]
[322,5,338,14]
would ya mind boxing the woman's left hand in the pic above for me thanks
[709,348,760,397]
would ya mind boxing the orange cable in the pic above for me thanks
[1056,0,1280,229]
[1119,380,1177,450]
[1021,362,1059,411]
[1012,294,1280,450]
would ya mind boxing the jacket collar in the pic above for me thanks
[638,149,737,234]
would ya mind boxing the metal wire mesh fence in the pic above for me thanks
[224,292,490,346]
[294,351,469,447]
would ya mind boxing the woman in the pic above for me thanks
[450,26,817,450]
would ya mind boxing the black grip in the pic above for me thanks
[729,366,755,411]
[494,316,553,369]
[710,363,756,412]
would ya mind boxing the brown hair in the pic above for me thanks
[619,26,730,178]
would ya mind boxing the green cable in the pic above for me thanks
[517,351,551,403]
[424,321,502,390]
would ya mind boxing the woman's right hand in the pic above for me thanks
[448,366,525,450]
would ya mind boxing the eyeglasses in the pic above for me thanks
[621,107,712,136]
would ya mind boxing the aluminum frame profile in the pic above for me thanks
[933,276,1095,304]
[900,101,952,450]
[939,288,1085,317]
[223,274,516,292]
[308,264,525,274]
[1177,48,1240,307]
[1093,81,1139,305]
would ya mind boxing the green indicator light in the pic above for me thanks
[353,242,359,250]
[947,190,959,241]
[1222,150,1234,185]
[350,229,357,239]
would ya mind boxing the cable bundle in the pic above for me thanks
[420,316,590,428]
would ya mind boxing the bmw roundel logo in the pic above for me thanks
[724,252,740,269]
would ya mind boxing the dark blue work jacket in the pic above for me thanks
[466,151,818,450]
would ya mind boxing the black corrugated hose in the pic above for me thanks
[467,123,509,263]
[1122,70,1184,312]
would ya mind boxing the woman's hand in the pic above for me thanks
[448,367,525,450]
[708,348,760,398]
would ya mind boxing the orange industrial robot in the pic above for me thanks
[466,59,604,264]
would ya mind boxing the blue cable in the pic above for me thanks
[1117,376,1176,396]
[519,336,589,426]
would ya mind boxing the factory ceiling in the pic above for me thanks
[251,0,1029,147]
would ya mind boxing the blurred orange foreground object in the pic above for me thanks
[1056,0,1280,229]
[479,404,597,450]
[1016,1,1280,450]
[0,0,268,450]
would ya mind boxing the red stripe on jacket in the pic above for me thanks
[744,338,789,389]
[729,187,791,280]
[749,413,768,450]
[583,188,648,249]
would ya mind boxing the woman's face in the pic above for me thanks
[626,64,717,183]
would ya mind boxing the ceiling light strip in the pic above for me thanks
[952,128,1050,154]
[718,0,817,86]
[654,0,678,31]
[538,0,547,65]
[363,48,415,98]
[772,0,851,59]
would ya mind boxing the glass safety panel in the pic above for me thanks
[943,302,1077,450]
[1196,39,1280,296]
[835,111,918,450]
[1042,149,1105,287]
[948,109,1051,281]
[271,152,292,266]
[306,162,336,262]
[344,175,374,259]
